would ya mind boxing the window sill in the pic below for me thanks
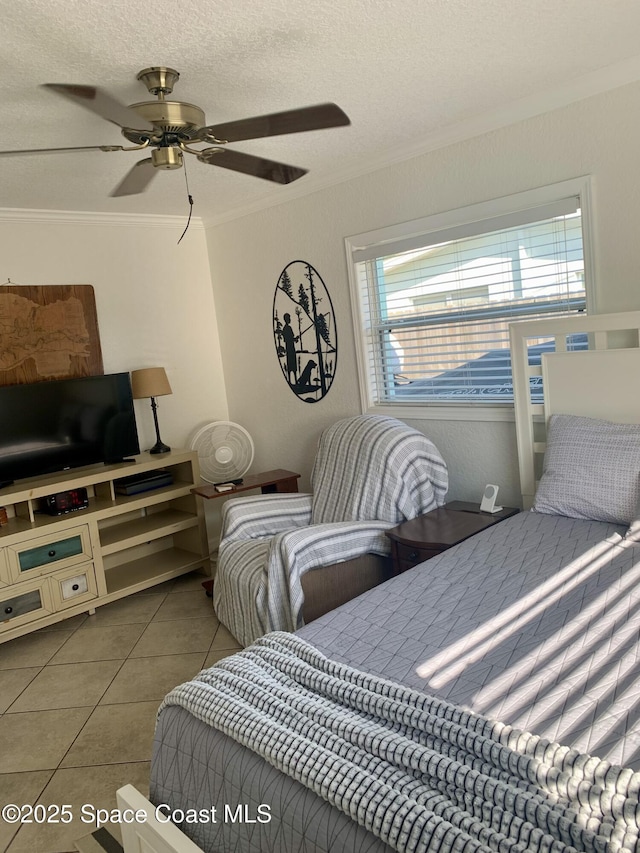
[365,402,516,423]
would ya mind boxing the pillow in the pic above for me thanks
[533,413,640,525]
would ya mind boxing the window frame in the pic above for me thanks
[345,176,596,422]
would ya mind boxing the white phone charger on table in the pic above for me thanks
[480,484,502,513]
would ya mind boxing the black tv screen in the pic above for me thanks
[0,373,140,484]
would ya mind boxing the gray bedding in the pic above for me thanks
[150,511,640,852]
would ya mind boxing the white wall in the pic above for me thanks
[0,213,228,454]
[205,80,640,505]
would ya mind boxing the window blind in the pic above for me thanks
[355,198,585,404]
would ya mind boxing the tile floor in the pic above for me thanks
[0,570,242,853]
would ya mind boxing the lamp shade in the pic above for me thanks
[131,367,172,400]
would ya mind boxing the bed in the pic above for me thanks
[148,311,640,853]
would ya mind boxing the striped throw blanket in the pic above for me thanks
[215,415,449,646]
[159,633,639,853]
[310,415,449,526]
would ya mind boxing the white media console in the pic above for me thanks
[0,449,209,643]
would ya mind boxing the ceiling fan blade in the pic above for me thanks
[42,84,154,132]
[0,145,120,156]
[110,158,157,197]
[200,103,350,143]
[197,148,307,184]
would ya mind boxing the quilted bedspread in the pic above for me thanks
[300,512,640,769]
[159,632,640,853]
[152,512,640,853]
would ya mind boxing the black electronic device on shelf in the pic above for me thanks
[114,470,173,496]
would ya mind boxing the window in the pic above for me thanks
[346,179,592,418]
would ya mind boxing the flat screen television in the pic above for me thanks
[0,372,140,485]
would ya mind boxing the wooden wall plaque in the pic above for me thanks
[0,284,103,386]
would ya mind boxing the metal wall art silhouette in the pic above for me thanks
[273,261,337,403]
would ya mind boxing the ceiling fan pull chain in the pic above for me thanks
[177,159,194,245]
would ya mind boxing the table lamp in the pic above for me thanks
[131,367,172,454]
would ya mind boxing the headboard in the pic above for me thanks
[509,310,640,509]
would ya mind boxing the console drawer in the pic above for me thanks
[6,525,93,582]
[49,563,98,611]
[0,577,54,632]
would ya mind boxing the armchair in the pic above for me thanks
[213,415,448,646]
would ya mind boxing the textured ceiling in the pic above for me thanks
[3,0,640,225]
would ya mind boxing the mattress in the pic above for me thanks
[150,511,640,852]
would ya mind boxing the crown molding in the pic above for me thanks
[202,54,640,228]
[0,207,204,229]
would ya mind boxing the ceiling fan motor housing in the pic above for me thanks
[125,101,206,143]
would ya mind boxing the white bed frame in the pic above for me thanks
[510,310,640,508]
[112,785,204,853]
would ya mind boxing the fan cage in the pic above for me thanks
[190,421,254,484]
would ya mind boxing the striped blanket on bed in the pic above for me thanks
[159,633,640,853]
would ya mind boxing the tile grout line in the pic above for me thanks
[50,601,163,773]
[1,580,225,741]
[1,666,44,716]
[2,573,223,853]
[0,611,91,714]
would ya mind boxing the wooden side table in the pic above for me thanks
[192,469,301,596]
[385,500,519,575]
[191,468,300,500]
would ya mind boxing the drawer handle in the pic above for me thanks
[48,550,57,558]
[72,584,80,592]
[408,551,418,560]
[4,606,13,615]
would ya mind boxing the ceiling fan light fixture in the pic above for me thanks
[151,147,183,170]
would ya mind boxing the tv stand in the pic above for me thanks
[0,449,209,644]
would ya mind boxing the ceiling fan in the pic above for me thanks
[0,66,350,197]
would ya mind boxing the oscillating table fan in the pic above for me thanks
[190,421,254,484]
